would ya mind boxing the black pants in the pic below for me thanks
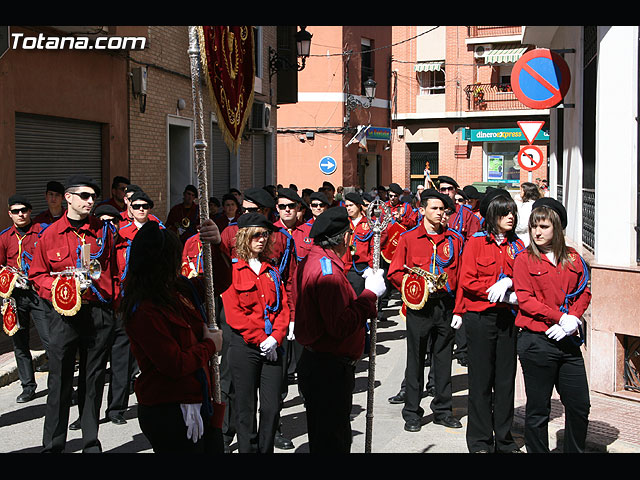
[227,329,283,453]
[138,403,224,453]
[105,312,135,419]
[464,308,518,453]
[10,289,51,393]
[298,348,355,453]
[517,329,590,453]
[218,301,237,449]
[402,295,455,423]
[42,302,114,453]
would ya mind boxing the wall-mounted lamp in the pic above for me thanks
[346,77,377,112]
[269,26,313,80]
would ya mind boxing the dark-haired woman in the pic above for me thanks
[515,182,541,246]
[121,221,224,453]
[513,198,591,453]
[221,213,290,453]
[455,190,525,453]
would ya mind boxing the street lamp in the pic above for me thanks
[269,26,313,80]
[346,77,377,111]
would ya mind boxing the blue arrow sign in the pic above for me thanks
[319,156,337,175]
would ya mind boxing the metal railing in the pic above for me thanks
[582,188,595,252]
[464,83,528,111]
[467,26,522,38]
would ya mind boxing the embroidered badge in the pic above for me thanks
[320,256,333,276]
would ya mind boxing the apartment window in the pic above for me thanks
[417,69,445,95]
[361,38,374,95]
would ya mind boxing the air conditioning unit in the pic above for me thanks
[250,102,271,132]
[473,44,492,59]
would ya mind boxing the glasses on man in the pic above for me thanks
[277,202,297,211]
[244,207,260,213]
[251,230,271,240]
[439,186,455,193]
[9,207,29,215]
[70,192,97,201]
[131,203,150,210]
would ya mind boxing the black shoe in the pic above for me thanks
[388,390,406,404]
[16,389,35,403]
[108,413,127,425]
[35,362,49,372]
[69,418,81,430]
[404,419,422,432]
[457,357,468,367]
[425,386,436,397]
[274,431,294,450]
[433,415,462,429]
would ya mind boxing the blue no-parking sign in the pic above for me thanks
[512,49,571,109]
[319,156,337,175]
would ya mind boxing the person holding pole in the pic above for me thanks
[294,207,385,452]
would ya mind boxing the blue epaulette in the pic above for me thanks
[320,256,333,276]
[0,226,11,237]
[472,231,488,237]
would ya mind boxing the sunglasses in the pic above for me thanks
[131,203,150,210]
[277,202,297,211]
[70,191,97,201]
[310,202,325,208]
[251,230,271,240]
[244,207,260,213]
[439,186,455,193]
[10,207,30,215]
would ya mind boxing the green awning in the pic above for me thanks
[414,61,444,72]
[485,45,528,64]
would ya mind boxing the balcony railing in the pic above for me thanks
[464,83,528,111]
[467,26,522,38]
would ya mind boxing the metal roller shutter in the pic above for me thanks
[211,124,230,199]
[253,134,266,187]
[15,113,103,216]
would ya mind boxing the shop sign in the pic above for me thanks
[465,127,549,143]
[365,127,391,141]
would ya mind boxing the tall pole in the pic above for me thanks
[187,26,221,403]
[364,199,391,453]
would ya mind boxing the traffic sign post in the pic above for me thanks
[319,156,337,175]
[511,49,571,109]
[517,145,544,172]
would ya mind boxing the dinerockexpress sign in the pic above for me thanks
[464,127,549,143]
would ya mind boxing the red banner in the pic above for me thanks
[198,26,255,153]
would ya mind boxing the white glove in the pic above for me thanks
[451,315,463,330]
[486,277,513,303]
[180,403,204,443]
[361,267,373,279]
[559,313,582,335]
[260,335,278,362]
[545,324,567,341]
[364,269,387,298]
[287,322,295,341]
[500,290,519,305]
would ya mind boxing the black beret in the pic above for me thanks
[184,185,198,197]
[322,181,335,191]
[309,191,330,206]
[344,192,363,205]
[437,176,459,189]
[532,197,567,229]
[277,187,304,204]
[93,204,121,219]
[463,185,482,199]
[237,212,277,231]
[309,207,350,239]
[8,194,32,210]
[129,191,154,209]
[377,185,387,192]
[128,221,166,275]
[420,189,450,209]
[479,188,512,218]
[125,184,142,195]
[388,183,404,196]
[244,187,276,210]
[361,192,374,203]
[46,181,65,195]
[221,193,240,207]
[65,175,101,196]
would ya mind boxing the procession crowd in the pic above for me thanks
[0,172,591,454]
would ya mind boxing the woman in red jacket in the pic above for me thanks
[455,189,525,453]
[121,221,224,453]
[513,198,591,453]
[221,213,290,453]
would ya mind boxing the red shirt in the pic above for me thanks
[513,248,591,334]
[0,222,46,273]
[28,214,116,304]
[125,279,217,406]
[166,202,200,243]
[385,201,418,230]
[274,218,313,261]
[221,258,290,347]
[344,215,388,272]
[180,232,232,295]
[33,209,65,226]
[96,197,126,213]
[455,232,525,314]
[293,245,377,361]
[448,204,481,242]
[388,222,463,296]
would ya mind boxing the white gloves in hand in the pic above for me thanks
[180,403,204,443]
[287,322,295,341]
[559,313,582,335]
[260,335,278,362]
[362,267,373,279]
[500,290,519,305]
[545,324,567,341]
[451,315,463,330]
[364,268,387,298]
[486,277,513,303]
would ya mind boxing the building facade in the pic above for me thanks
[390,26,549,192]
